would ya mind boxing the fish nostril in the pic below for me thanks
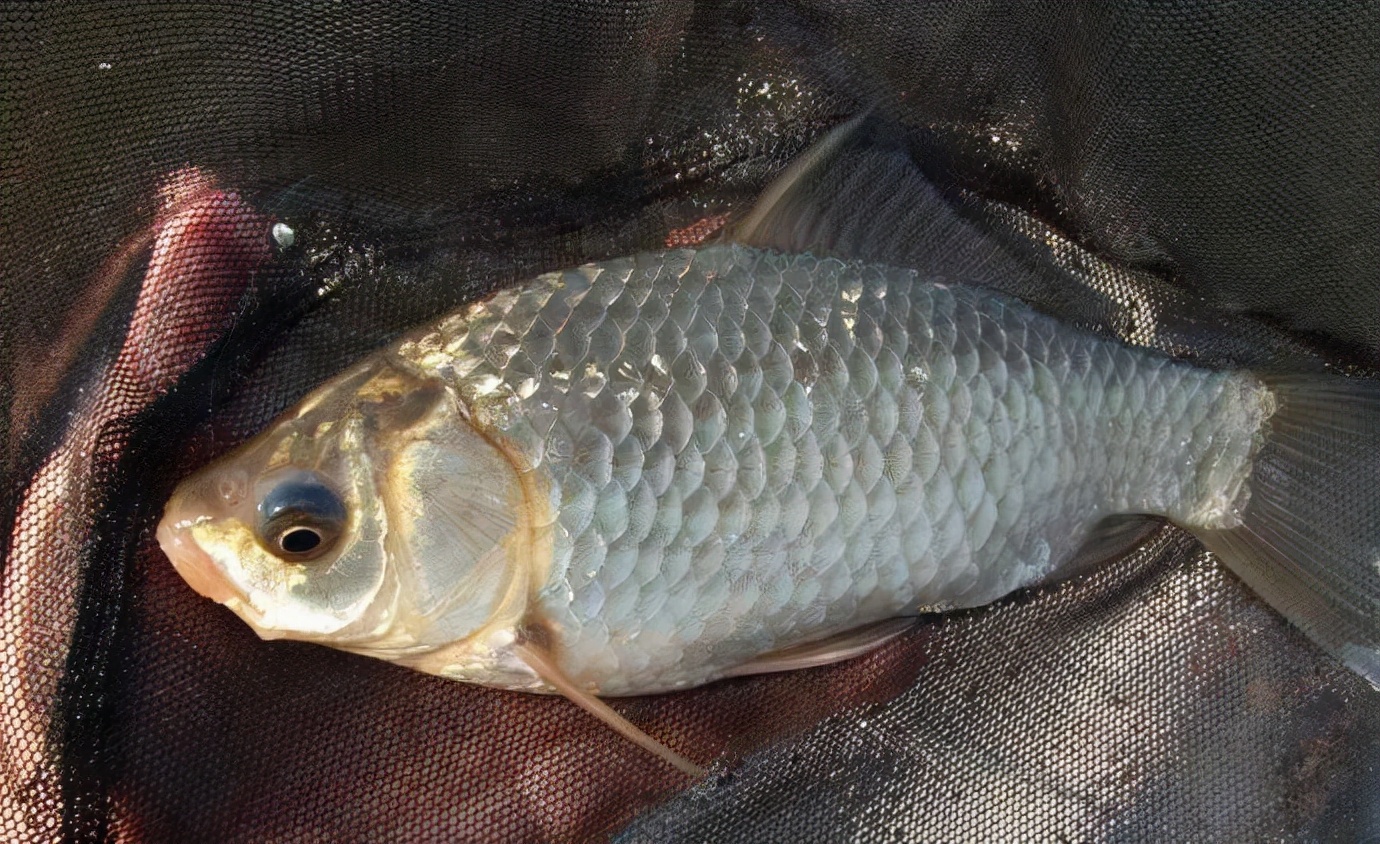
[216,470,249,507]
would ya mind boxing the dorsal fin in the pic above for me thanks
[734,112,871,249]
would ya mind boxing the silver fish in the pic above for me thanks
[159,244,1380,775]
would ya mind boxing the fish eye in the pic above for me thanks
[256,472,347,562]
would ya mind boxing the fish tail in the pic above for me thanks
[1195,374,1380,686]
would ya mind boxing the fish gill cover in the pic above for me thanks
[1,3,1378,842]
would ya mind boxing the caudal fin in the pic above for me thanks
[1196,375,1380,686]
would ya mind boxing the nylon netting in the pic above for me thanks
[3,3,1377,841]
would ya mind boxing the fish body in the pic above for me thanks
[160,245,1277,695]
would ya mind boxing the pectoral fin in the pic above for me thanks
[721,617,917,679]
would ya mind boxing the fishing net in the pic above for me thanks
[3,3,1377,841]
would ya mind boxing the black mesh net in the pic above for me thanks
[3,3,1377,841]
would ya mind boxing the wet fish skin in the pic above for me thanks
[159,244,1272,698]
[392,246,1268,692]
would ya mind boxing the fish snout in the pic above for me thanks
[157,477,245,604]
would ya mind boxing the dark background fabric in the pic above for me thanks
[2,3,1377,841]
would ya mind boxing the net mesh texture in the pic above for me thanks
[2,3,1377,842]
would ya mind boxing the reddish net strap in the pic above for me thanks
[0,171,270,837]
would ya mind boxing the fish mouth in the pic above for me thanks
[156,511,240,604]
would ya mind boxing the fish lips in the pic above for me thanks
[156,513,241,605]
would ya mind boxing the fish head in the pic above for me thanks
[158,357,543,678]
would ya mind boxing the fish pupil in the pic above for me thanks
[279,527,322,554]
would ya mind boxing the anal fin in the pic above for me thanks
[720,617,917,680]
[1069,515,1163,572]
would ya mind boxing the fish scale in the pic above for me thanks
[394,244,1271,694]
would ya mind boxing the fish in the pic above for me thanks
[157,136,1380,778]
